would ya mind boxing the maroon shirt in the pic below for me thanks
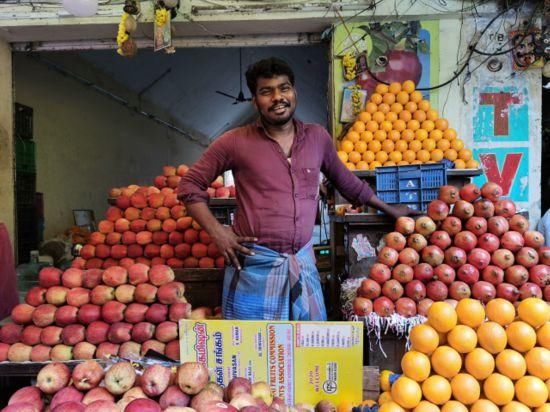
[178,119,374,253]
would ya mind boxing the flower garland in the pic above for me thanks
[155,7,168,27]
[343,52,357,81]
[116,12,130,56]
[349,85,363,116]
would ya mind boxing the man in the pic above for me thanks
[178,57,416,321]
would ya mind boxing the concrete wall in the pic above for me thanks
[13,52,204,239]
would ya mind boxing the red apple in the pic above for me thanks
[30,344,52,362]
[73,342,97,360]
[36,362,71,394]
[0,323,23,344]
[107,322,133,343]
[90,285,115,305]
[1,403,42,412]
[0,342,9,361]
[135,283,158,304]
[125,303,149,323]
[52,401,85,412]
[83,400,119,412]
[169,302,192,321]
[77,304,101,325]
[85,321,110,345]
[155,321,178,343]
[55,305,78,326]
[61,324,85,346]
[225,377,252,401]
[141,364,172,397]
[72,360,104,391]
[39,267,63,288]
[82,387,114,405]
[82,269,104,289]
[96,342,120,359]
[66,288,90,307]
[149,265,175,286]
[50,387,84,410]
[165,340,180,361]
[21,325,42,346]
[104,361,136,395]
[157,282,186,304]
[40,325,63,346]
[131,322,155,343]
[145,303,168,323]
[102,266,128,287]
[101,300,127,324]
[45,286,70,306]
[141,339,166,356]
[115,284,136,304]
[119,341,141,359]
[160,385,190,409]
[177,362,210,395]
[7,342,32,361]
[11,303,35,325]
[251,382,273,406]
[25,286,47,307]
[8,386,43,410]
[61,268,84,288]
[229,393,257,410]
[125,398,162,412]
[50,344,73,361]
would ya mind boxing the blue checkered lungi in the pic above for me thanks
[221,241,327,321]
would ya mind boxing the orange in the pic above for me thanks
[409,140,422,152]
[370,160,382,170]
[440,401,467,412]
[502,401,532,412]
[380,369,395,391]
[515,376,548,408]
[415,129,428,141]
[413,110,426,122]
[379,390,392,404]
[525,347,550,380]
[486,299,518,326]
[426,109,439,121]
[391,102,404,114]
[358,111,372,123]
[450,138,464,151]
[391,376,422,409]
[402,80,416,93]
[366,120,379,132]
[384,161,396,166]
[353,121,366,133]
[362,151,375,163]
[537,323,550,349]
[403,150,416,162]
[429,129,443,141]
[368,140,381,152]
[370,93,383,105]
[379,401,406,412]
[373,111,386,124]
[421,375,452,405]
[348,151,361,164]
[422,138,436,151]
[388,82,402,94]
[466,159,479,169]
[465,347,495,380]
[458,148,472,162]
[405,101,418,113]
[399,110,412,122]
[470,399,499,412]
[337,400,354,412]
[416,149,430,163]
[407,119,420,131]
[389,151,403,163]
[393,119,406,132]
[401,129,415,142]
[380,120,394,132]
[431,345,462,378]
[337,151,348,163]
[484,373,515,405]
[396,91,410,105]
[534,403,550,412]
[397,160,409,166]
[435,118,449,131]
[444,149,457,161]
[383,92,396,105]
[381,139,395,153]
[374,130,388,142]
[345,162,356,170]
[395,140,408,152]
[447,325,477,353]
[413,400,439,412]
[443,128,457,140]
[388,130,401,142]
[454,159,466,169]
[376,83,389,94]
[437,139,450,151]
[401,350,431,382]
[360,131,374,142]
[355,160,369,170]
[365,102,378,114]
[430,149,444,162]
[450,373,480,405]
[410,90,423,103]
[411,159,422,164]
[354,140,367,153]
[418,99,431,111]
[341,140,354,153]
[519,298,550,328]
[421,120,435,132]
[456,298,485,328]
[507,321,537,352]
[378,103,391,114]
[477,321,507,354]
[385,111,398,122]
[496,349,526,380]
[376,151,389,163]
[346,130,360,143]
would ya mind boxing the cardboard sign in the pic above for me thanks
[179,320,364,406]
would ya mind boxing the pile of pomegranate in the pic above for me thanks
[353,182,550,318]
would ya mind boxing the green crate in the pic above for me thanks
[15,138,36,173]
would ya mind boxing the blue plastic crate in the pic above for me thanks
[375,163,447,211]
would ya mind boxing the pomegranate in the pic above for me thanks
[426,280,448,301]
[473,198,495,218]
[421,245,445,267]
[465,217,488,236]
[378,246,399,267]
[509,214,529,234]
[395,297,417,318]
[468,248,491,270]
[456,264,480,285]
[453,231,478,252]
[504,265,529,287]
[524,230,545,249]
[452,200,475,220]
[439,185,461,205]
[415,216,437,236]
[500,231,525,253]
[477,233,500,253]
[519,282,543,299]
[494,199,516,218]
[395,216,415,235]
[482,265,505,286]
[496,283,521,302]
[427,200,450,221]
[398,248,420,266]
[444,247,468,268]
[440,216,462,236]
[433,264,456,285]
[448,281,471,300]
[407,233,427,252]
[353,297,373,316]
[539,247,550,265]
[392,264,414,283]
[413,263,435,282]
[369,263,391,283]
[516,247,539,268]
[358,279,381,299]
[445,299,458,309]
[373,296,395,317]
[472,281,497,303]
[417,298,434,317]
[487,216,509,236]
[529,265,550,287]
[492,249,515,269]
[405,280,427,302]
[481,181,503,202]
[459,183,481,202]
[430,231,452,250]
[382,279,404,301]
[384,232,407,251]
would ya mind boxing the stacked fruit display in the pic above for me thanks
[0,264,214,362]
[352,182,550,318]
[377,298,550,411]
[76,164,234,270]
[337,80,478,170]
[4,360,317,412]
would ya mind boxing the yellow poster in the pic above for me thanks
[179,320,363,406]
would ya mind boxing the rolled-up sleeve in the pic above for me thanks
[177,132,235,205]
[320,129,374,205]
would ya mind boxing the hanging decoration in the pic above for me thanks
[342,52,357,81]
[154,0,177,53]
[62,0,98,17]
[116,1,139,58]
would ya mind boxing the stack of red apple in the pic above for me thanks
[0,264,216,363]
[3,360,290,412]
[353,181,550,318]
[75,164,235,270]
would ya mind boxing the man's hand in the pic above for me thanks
[386,204,423,219]
[211,226,257,270]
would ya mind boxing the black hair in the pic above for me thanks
[245,57,295,95]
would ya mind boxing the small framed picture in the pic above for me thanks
[340,87,367,123]
[73,209,95,228]
[154,11,172,52]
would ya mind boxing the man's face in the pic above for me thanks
[252,75,297,127]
